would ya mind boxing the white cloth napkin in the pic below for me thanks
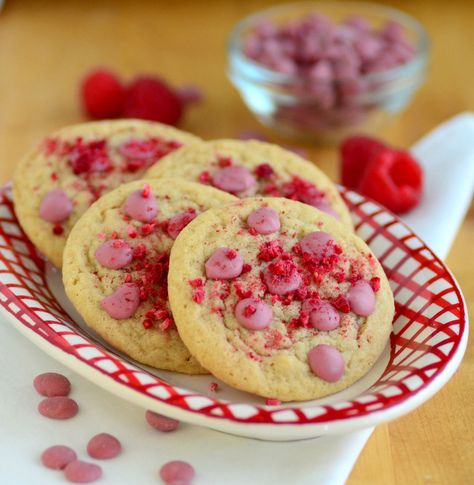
[1,113,473,484]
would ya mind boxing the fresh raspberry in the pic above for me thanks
[358,149,423,214]
[122,77,183,125]
[81,68,125,119]
[340,136,387,189]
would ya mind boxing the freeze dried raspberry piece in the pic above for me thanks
[66,138,111,175]
[263,257,302,295]
[39,189,73,224]
[358,148,423,214]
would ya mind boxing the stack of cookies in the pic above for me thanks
[13,120,394,402]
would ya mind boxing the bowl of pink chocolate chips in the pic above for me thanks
[228,1,429,143]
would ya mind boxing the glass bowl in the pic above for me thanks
[227,1,430,144]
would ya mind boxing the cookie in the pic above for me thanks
[62,178,236,374]
[145,139,352,227]
[168,197,394,400]
[13,119,200,267]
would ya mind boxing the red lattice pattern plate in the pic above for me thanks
[0,185,468,441]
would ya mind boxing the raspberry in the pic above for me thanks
[122,76,183,125]
[81,68,125,119]
[358,149,423,214]
[340,136,387,189]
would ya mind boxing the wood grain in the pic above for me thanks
[0,0,472,483]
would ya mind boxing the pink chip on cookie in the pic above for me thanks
[119,138,159,160]
[263,257,302,295]
[308,344,345,382]
[302,299,340,331]
[205,248,244,280]
[39,189,73,223]
[247,207,280,234]
[235,298,273,330]
[300,231,335,259]
[100,283,140,319]
[347,280,376,316]
[123,185,158,222]
[311,200,341,219]
[95,239,133,269]
[212,165,256,193]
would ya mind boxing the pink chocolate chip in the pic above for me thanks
[300,231,335,259]
[235,298,273,330]
[87,433,121,460]
[38,397,79,420]
[212,166,256,193]
[159,460,195,485]
[33,372,71,397]
[205,248,244,280]
[64,460,102,483]
[308,344,345,382]
[263,258,302,295]
[302,299,340,331]
[95,239,133,269]
[145,410,180,432]
[119,139,157,159]
[167,211,197,239]
[39,189,73,224]
[247,207,281,235]
[100,283,140,319]
[124,188,158,222]
[347,280,376,316]
[311,200,340,220]
[41,445,77,470]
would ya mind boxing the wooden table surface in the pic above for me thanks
[0,0,472,483]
